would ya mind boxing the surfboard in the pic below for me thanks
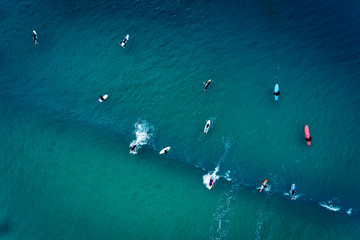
[304,125,311,146]
[98,94,108,103]
[290,184,296,200]
[159,147,170,154]
[274,84,279,101]
[120,34,129,47]
[204,120,211,134]
[258,179,268,192]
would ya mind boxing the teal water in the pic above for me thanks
[1,0,360,239]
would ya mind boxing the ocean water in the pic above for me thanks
[1,0,360,239]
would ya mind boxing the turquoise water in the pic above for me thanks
[1,0,360,239]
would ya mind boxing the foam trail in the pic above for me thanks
[319,201,341,212]
[255,210,266,240]
[203,138,232,189]
[209,184,238,240]
[129,120,153,154]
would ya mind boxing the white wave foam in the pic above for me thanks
[257,185,271,192]
[224,170,232,181]
[203,167,220,190]
[209,184,238,240]
[129,120,153,154]
[346,208,353,215]
[255,210,266,240]
[319,201,341,212]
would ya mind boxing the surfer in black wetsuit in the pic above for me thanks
[274,91,280,96]
[130,144,137,152]
[305,136,312,142]
[203,79,212,91]
[100,95,106,101]
[258,182,268,192]
[32,30,38,45]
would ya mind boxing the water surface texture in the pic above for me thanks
[1,0,360,239]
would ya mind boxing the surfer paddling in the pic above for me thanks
[204,120,210,134]
[290,184,296,200]
[203,79,212,91]
[98,94,108,103]
[159,147,170,154]
[120,34,129,48]
[32,30,38,45]
[304,125,312,146]
[258,179,268,192]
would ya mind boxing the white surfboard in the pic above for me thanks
[120,34,129,47]
[274,84,279,101]
[204,120,211,134]
[98,94,108,103]
[159,147,170,154]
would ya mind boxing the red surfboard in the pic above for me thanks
[304,125,311,146]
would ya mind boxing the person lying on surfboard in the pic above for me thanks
[120,34,129,48]
[130,144,137,152]
[273,90,280,96]
[32,30,38,45]
[290,184,296,200]
[209,177,214,188]
[258,180,268,192]
[99,95,107,102]
[305,136,312,142]
[203,79,212,91]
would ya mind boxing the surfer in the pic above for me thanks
[120,34,129,48]
[164,149,168,154]
[305,136,312,142]
[258,179,268,192]
[32,30,38,45]
[99,95,107,102]
[130,144,137,152]
[209,177,214,188]
[203,79,212,91]
[273,90,280,96]
[290,184,296,200]
[204,121,210,134]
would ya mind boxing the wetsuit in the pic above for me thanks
[204,81,211,90]
[274,91,280,96]
[209,178,214,187]
[32,33,38,44]
[121,38,127,46]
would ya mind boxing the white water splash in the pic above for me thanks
[347,208,353,215]
[319,201,341,212]
[203,138,232,189]
[129,120,153,154]
[203,167,220,190]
